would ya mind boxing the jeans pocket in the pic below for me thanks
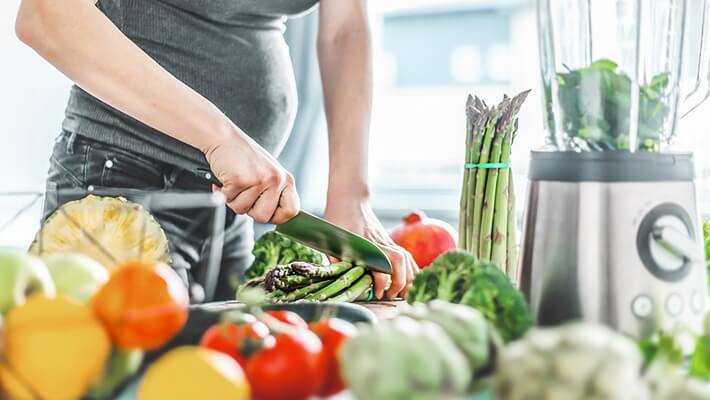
[86,145,165,190]
[48,136,90,188]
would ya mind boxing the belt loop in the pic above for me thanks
[65,132,77,155]
[163,168,181,190]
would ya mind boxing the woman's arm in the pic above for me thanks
[15,0,299,224]
[16,0,225,153]
[318,0,418,299]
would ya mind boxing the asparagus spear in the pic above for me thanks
[478,99,511,261]
[304,266,366,302]
[266,289,287,301]
[279,279,334,302]
[289,261,352,279]
[264,261,352,291]
[283,274,321,287]
[325,274,374,303]
[490,123,513,267]
[461,97,489,253]
[506,168,518,283]
[470,106,501,256]
[459,96,475,250]
[480,91,529,263]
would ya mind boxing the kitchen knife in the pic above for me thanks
[276,211,392,274]
[196,168,392,274]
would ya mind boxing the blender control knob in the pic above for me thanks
[637,203,696,282]
[665,293,684,316]
[632,295,654,318]
[692,290,706,315]
[650,215,699,271]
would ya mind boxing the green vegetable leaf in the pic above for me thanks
[549,58,670,151]
[588,58,618,71]
[638,332,685,369]
[690,335,710,379]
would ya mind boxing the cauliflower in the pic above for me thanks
[495,322,649,400]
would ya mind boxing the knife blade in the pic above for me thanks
[276,211,392,274]
[196,168,392,274]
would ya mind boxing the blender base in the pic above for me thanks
[519,151,707,338]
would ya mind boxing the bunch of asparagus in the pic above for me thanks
[458,91,530,280]
[245,261,374,303]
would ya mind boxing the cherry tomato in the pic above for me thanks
[199,319,270,368]
[245,328,324,400]
[309,318,357,396]
[265,310,308,330]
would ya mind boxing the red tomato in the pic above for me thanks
[199,320,270,368]
[245,328,324,400]
[309,318,357,397]
[265,310,308,330]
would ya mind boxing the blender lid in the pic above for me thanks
[528,151,695,182]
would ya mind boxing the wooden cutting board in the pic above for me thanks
[360,300,409,320]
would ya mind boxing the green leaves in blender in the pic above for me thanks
[550,59,670,151]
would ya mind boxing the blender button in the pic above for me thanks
[666,294,683,316]
[632,295,653,318]
[692,291,706,314]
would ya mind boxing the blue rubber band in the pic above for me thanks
[464,162,511,169]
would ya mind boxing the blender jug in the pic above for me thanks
[520,0,710,338]
[538,0,710,152]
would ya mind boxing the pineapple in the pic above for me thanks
[29,195,171,270]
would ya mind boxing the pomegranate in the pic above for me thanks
[390,211,457,268]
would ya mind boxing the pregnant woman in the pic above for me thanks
[15,0,417,300]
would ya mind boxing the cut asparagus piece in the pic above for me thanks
[325,274,374,303]
[279,279,334,302]
[304,266,366,302]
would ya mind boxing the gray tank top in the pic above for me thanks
[62,0,319,168]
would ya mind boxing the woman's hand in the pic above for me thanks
[205,126,300,225]
[324,198,418,300]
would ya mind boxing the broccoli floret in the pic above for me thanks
[246,231,324,279]
[460,263,532,342]
[409,250,532,343]
[408,250,477,304]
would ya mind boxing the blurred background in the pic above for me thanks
[2,0,710,245]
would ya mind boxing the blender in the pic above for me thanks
[520,0,710,337]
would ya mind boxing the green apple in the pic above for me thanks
[0,250,56,314]
[43,253,109,304]
[88,349,144,399]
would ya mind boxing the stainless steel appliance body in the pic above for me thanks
[519,151,707,337]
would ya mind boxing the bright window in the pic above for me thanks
[368,0,545,228]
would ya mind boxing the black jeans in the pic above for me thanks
[43,131,254,301]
